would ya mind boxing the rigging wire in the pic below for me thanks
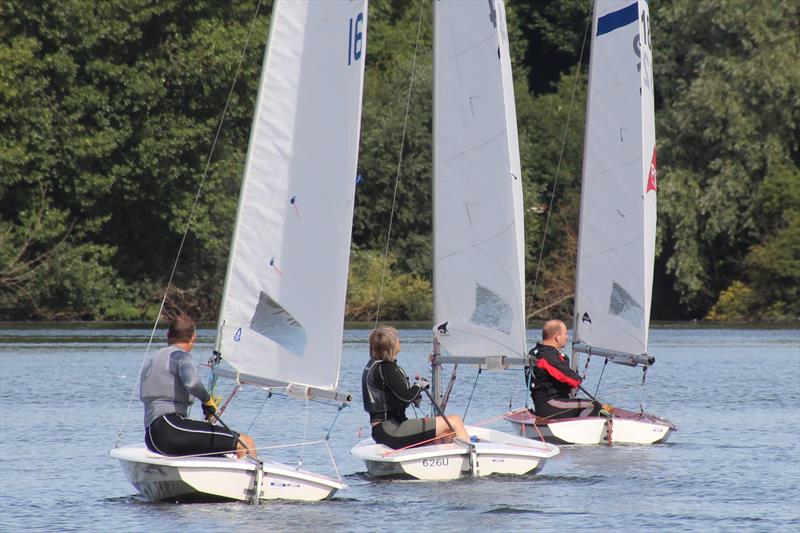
[373,0,427,327]
[525,7,592,321]
[114,0,265,447]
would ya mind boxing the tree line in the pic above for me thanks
[1,0,797,322]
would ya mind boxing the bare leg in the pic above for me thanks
[434,414,470,443]
[235,433,257,458]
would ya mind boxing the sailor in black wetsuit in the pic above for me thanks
[525,320,601,419]
[140,314,257,458]
[362,326,469,449]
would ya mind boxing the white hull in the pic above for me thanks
[110,445,344,502]
[504,408,675,445]
[350,426,559,480]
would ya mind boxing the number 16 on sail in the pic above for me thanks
[348,12,364,65]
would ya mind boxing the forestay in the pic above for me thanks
[215,1,367,391]
[432,0,527,361]
[573,0,656,362]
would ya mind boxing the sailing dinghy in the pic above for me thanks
[351,0,559,480]
[505,0,675,445]
[111,0,368,502]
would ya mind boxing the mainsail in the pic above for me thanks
[573,0,656,364]
[215,1,368,391]
[432,0,527,361]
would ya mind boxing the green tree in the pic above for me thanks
[654,0,800,316]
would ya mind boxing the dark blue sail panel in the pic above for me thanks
[596,2,638,37]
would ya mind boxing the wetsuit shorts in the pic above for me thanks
[145,413,239,457]
[534,397,599,420]
[372,417,437,450]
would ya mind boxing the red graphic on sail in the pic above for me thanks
[646,147,657,193]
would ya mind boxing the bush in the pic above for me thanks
[346,249,432,321]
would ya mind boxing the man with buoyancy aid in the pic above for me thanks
[525,319,602,420]
[361,326,470,449]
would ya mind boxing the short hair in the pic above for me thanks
[542,319,566,341]
[369,326,399,362]
[168,314,196,344]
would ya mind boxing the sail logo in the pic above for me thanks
[646,148,657,193]
[347,13,364,66]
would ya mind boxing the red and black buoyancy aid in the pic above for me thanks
[526,343,582,402]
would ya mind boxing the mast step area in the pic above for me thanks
[110,444,344,503]
[350,426,559,481]
[504,408,675,445]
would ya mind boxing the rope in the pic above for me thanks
[324,439,343,482]
[373,0,426,327]
[639,365,649,414]
[381,430,458,455]
[462,368,481,422]
[218,384,241,418]
[594,358,608,397]
[258,439,326,451]
[114,0,265,448]
[581,351,592,380]
[440,364,458,411]
[246,390,271,434]
[324,403,348,441]
[525,7,592,320]
[299,396,310,468]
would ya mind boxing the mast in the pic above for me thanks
[431,0,442,408]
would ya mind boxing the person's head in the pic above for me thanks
[168,314,196,346]
[542,319,568,350]
[369,326,400,362]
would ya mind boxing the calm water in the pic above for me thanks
[1,325,798,532]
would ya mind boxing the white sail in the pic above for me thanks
[432,0,527,361]
[215,0,368,391]
[573,0,656,360]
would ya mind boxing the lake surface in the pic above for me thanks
[1,325,798,532]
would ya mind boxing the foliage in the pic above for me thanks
[346,249,431,322]
[654,0,800,317]
[0,0,271,319]
[1,0,797,322]
[707,167,800,320]
[353,0,434,276]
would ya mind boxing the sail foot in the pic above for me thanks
[213,368,352,403]
[572,343,654,367]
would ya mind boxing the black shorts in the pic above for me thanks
[534,397,599,420]
[145,413,239,457]
[372,417,437,450]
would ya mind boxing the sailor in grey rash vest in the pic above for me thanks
[140,315,256,458]
[140,345,211,428]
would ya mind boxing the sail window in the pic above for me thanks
[250,291,307,356]
[470,284,513,334]
[608,282,643,327]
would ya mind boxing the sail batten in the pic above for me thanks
[215,1,367,391]
[433,0,527,362]
[573,0,656,360]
